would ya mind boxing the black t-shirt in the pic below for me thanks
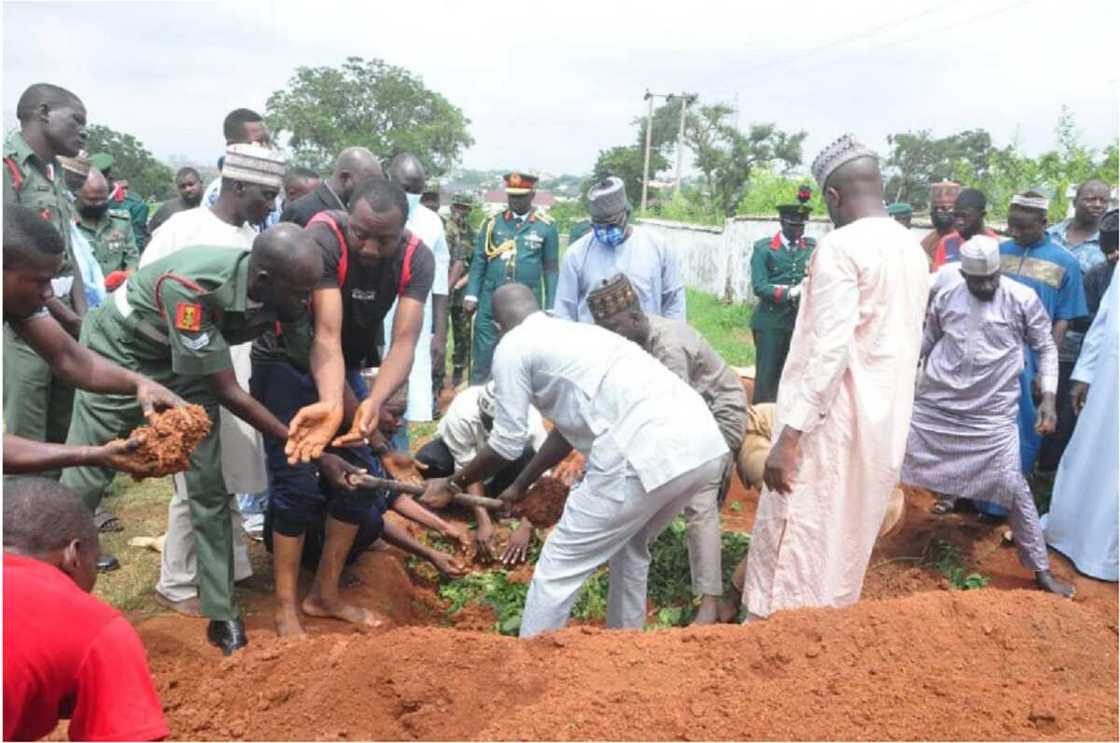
[252,210,435,370]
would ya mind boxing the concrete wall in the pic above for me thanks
[637,216,931,305]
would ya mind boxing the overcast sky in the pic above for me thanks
[3,0,1117,177]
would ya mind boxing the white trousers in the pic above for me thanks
[683,463,725,597]
[519,453,728,638]
[155,473,253,602]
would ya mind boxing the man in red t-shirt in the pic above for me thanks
[3,478,169,742]
[931,188,1000,269]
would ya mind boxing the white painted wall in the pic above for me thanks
[637,216,932,305]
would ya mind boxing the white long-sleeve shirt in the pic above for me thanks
[438,385,547,469]
[488,312,725,492]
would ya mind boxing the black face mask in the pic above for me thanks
[931,209,955,230]
[78,202,110,221]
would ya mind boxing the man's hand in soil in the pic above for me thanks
[444,522,473,555]
[1035,394,1058,435]
[429,550,467,577]
[286,402,343,464]
[498,481,527,516]
[97,434,158,477]
[551,451,586,487]
[332,397,382,448]
[474,517,496,562]
[381,451,426,485]
[419,477,457,510]
[501,520,533,566]
[763,426,802,494]
[318,453,364,491]
[135,379,186,418]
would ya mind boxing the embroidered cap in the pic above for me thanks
[1009,191,1050,214]
[959,235,1001,277]
[587,273,640,321]
[221,143,286,190]
[810,133,878,189]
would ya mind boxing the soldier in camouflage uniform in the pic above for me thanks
[3,83,88,473]
[446,192,477,388]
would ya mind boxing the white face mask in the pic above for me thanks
[405,192,421,217]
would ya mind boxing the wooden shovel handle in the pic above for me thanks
[344,473,505,510]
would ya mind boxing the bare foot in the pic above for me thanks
[275,603,307,637]
[692,596,720,625]
[716,595,741,624]
[1036,570,1075,599]
[302,594,386,628]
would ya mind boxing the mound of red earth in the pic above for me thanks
[517,476,569,528]
[142,589,1116,741]
[116,404,211,479]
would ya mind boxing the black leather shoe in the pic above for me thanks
[206,619,248,656]
[96,553,120,572]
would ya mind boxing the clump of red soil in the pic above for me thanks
[517,477,569,528]
[141,589,1117,741]
[115,404,210,479]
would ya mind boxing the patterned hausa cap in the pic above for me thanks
[221,143,286,190]
[810,133,878,189]
[930,180,962,208]
[587,273,640,321]
[1009,191,1050,214]
[959,235,1001,276]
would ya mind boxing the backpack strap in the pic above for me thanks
[307,211,348,286]
[3,157,24,196]
[398,233,423,296]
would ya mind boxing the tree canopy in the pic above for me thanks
[84,124,175,200]
[266,57,474,174]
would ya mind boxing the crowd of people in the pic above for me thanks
[2,81,1116,741]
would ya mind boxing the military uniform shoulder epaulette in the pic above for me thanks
[533,211,554,225]
[753,235,772,247]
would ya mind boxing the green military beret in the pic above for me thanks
[89,152,114,173]
[886,202,913,217]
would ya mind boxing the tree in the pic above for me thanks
[590,144,668,209]
[883,129,996,209]
[84,125,175,200]
[266,57,474,174]
[686,105,806,217]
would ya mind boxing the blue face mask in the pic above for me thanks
[593,223,627,248]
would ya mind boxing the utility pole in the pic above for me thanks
[675,92,697,192]
[641,90,655,213]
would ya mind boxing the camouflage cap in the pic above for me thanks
[451,192,475,208]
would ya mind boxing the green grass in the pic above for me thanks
[684,288,755,367]
[96,285,756,619]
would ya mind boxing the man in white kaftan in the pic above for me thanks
[744,135,929,619]
[418,285,728,638]
[139,144,283,612]
[1043,250,1118,581]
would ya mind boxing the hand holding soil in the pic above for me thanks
[107,405,211,480]
[513,477,569,529]
[134,378,186,418]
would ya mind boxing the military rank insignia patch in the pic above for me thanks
[174,302,203,332]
